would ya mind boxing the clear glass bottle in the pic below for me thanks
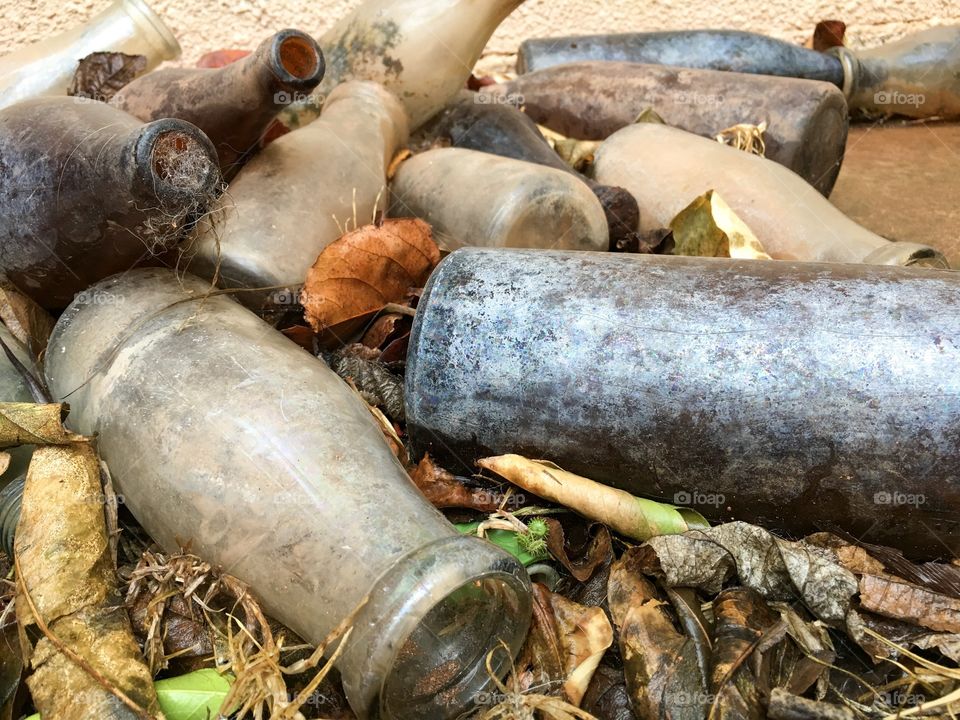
[0,0,181,110]
[592,122,947,267]
[390,147,610,251]
[45,268,531,719]
[185,81,408,309]
[284,0,526,129]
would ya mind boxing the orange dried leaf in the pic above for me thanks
[302,218,439,336]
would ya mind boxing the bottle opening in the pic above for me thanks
[278,34,322,81]
[380,575,529,719]
[150,130,216,193]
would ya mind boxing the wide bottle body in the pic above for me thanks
[406,249,960,558]
[186,82,408,307]
[489,61,849,196]
[390,147,609,251]
[45,268,531,719]
[592,122,946,267]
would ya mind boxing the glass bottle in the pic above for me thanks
[0,0,180,110]
[486,61,849,197]
[45,268,531,719]
[284,0,526,129]
[390,147,609,252]
[406,247,960,559]
[113,29,325,178]
[0,97,222,309]
[429,92,639,246]
[185,81,408,309]
[591,122,947,267]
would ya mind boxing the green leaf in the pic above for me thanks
[156,669,232,720]
[23,669,232,720]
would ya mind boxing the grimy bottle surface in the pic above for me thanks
[44,268,531,720]
[185,81,409,309]
[486,61,849,196]
[0,0,181,110]
[406,249,960,559]
[390,147,609,252]
[429,93,640,246]
[591,123,947,267]
[0,97,221,309]
[287,0,526,129]
[113,29,325,177]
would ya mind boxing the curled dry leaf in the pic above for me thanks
[544,519,613,583]
[857,573,960,633]
[68,52,147,101]
[302,218,439,341]
[0,403,86,448]
[0,280,55,357]
[670,190,771,260]
[410,454,503,512]
[516,583,613,707]
[15,443,160,719]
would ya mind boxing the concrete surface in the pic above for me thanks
[2,0,959,70]
[830,120,960,268]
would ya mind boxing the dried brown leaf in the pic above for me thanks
[544,519,613,584]
[0,280,55,358]
[15,443,160,719]
[409,454,502,511]
[0,403,86,448]
[859,573,960,633]
[68,52,147,102]
[302,218,439,339]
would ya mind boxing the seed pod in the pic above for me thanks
[0,97,221,309]
[113,29,325,177]
[406,248,960,559]
[486,62,848,196]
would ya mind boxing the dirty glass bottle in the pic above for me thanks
[44,268,531,720]
[0,0,180,110]
[390,148,609,251]
[517,26,960,119]
[113,29,325,177]
[406,248,960,559]
[185,81,408,309]
[591,123,946,267]
[285,0,526,129]
[486,62,848,196]
[0,97,222,309]
[429,93,640,246]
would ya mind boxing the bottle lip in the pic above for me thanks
[268,29,326,92]
[121,0,182,60]
[134,118,222,203]
[338,534,531,719]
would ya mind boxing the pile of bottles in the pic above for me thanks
[1,1,959,718]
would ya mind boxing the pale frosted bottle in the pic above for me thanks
[592,123,947,267]
[44,269,530,720]
[286,0,526,128]
[0,0,181,110]
[390,147,610,251]
[186,81,409,308]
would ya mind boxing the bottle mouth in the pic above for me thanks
[121,0,182,60]
[137,119,222,201]
[271,30,325,90]
[338,535,531,720]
